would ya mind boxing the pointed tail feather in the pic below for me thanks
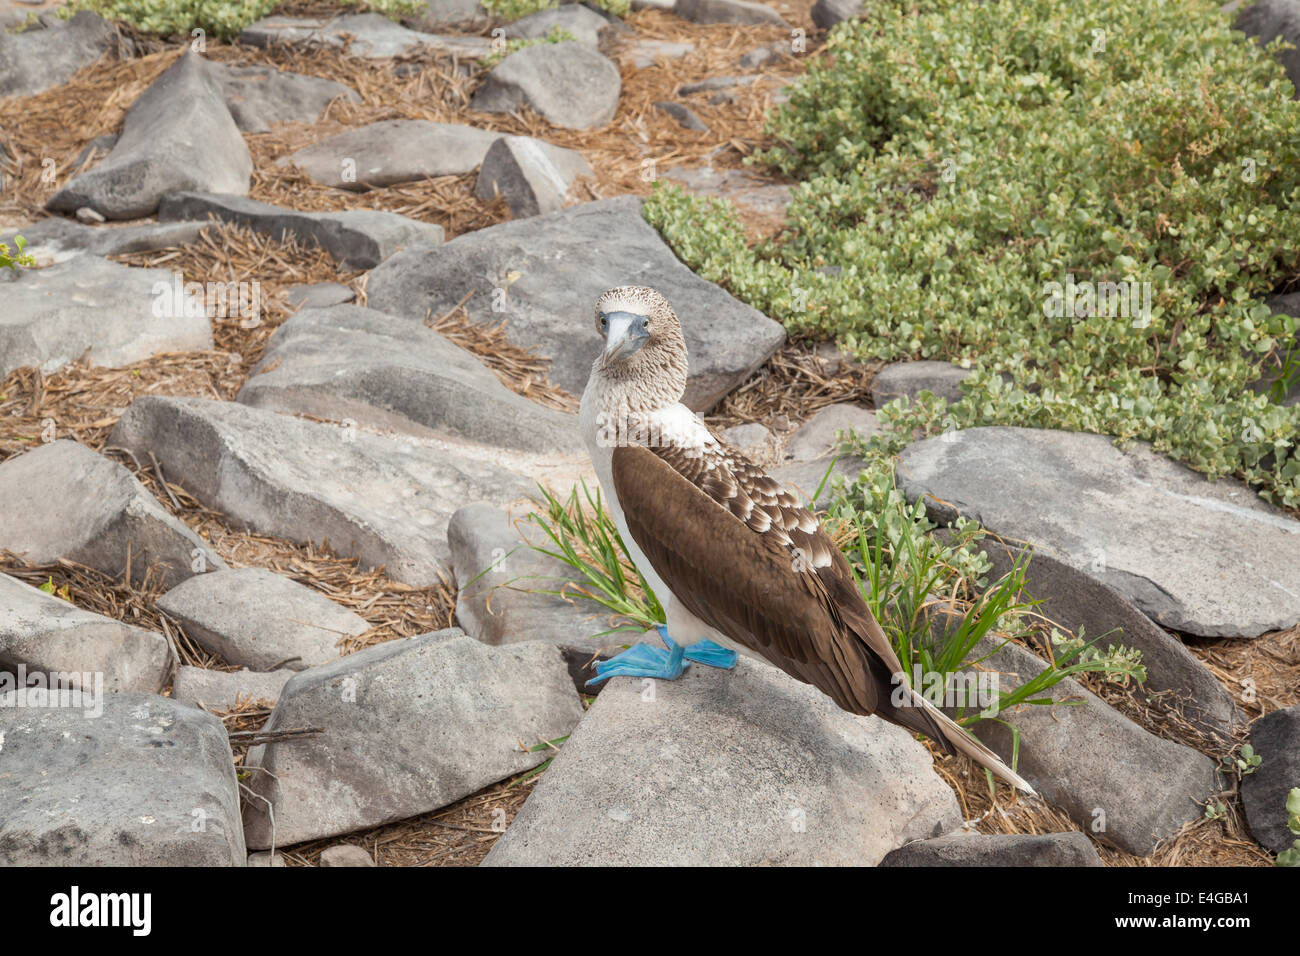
[885,684,1036,795]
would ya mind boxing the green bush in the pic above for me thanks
[481,25,576,67]
[63,0,423,40]
[645,0,1300,507]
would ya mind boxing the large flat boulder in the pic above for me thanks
[956,637,1221,857]
[897,427,1300,637]
[0,11,125,99]
[238,13,492,59]
[209,61,360,134]
[0,256,212,377]
[402,0,491,32]
[278,120,502,190]
[157,567,368,671]
[108,396,531,586]
[157,192,443,270]
[470,42,621,130]
[47,53,251,221]
[237,304,579,454]
[0,572,170,693]
[366,196,786,410]
[0,692,245,865]
[503,6,611,46]
[0,441,225,589]
[242,630,584,848]
[483,641,961,865]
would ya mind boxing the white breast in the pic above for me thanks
[578,383,749,652]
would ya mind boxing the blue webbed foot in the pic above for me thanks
[586,639,688,686]
[656,625,739,670]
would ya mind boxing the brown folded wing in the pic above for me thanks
[610,441,913,719]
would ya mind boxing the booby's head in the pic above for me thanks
[591,286,688,411]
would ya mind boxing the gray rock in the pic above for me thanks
[632,0,676,8]
[897,427,1300,638]
[0,572,170,693]
[767,404,875,507]
[1236,0,1300,97]
[279,120,502,191]
[0,218,207,266]
[0,11,125,99]
[660,165,790,223]
[503,6,609,46]
[675,0,788,25]
[871,360,972,407]
[402,0,490,32]
[0,440,225,589]
[738,44,776,68]
[366,196,786,410]
[319,844,375,866]
[1240,706,1300,854]
[209,61,361,134]
[108,396,530,586]
[448,503,623,685]
[721,422,775,461]
[171,666,296,710]
[483,641,961,865]
[70,134,119,174]
[157,192,443,270]
[157,568,367,671]
[238,13,493,60]
[783,403,878,461]
[977,537,1244,741]
[0,256,213,377]
[678,74,758,95]
[242,631,584,848]
[956,637,1221,856]
[471,42,621,131]
[881,830,1102,867]
[47,53,251,221]
[653,101,708,131]
[0,692,245,865]
[247,850,286,866]
[627,39,694,69]
[811,0,863,29]
[285,281,355,310]
[474,135,592,219]
[237,304,579,453]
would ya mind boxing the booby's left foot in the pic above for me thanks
[656,626,738,670]
[586,638,688,685]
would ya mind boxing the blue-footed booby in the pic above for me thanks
[579,286,1034,793]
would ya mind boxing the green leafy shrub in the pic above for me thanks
[63,0,423,40]
[644,0,1300,506]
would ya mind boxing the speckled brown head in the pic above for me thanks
[591,286,689,410]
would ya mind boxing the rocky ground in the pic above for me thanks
[1,0,1298,867]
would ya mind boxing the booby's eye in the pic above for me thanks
[640,317,650,331]
[598,313,608,331]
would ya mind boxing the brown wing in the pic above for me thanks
[611,440,912,718]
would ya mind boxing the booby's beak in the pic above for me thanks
[601,311,650,362]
